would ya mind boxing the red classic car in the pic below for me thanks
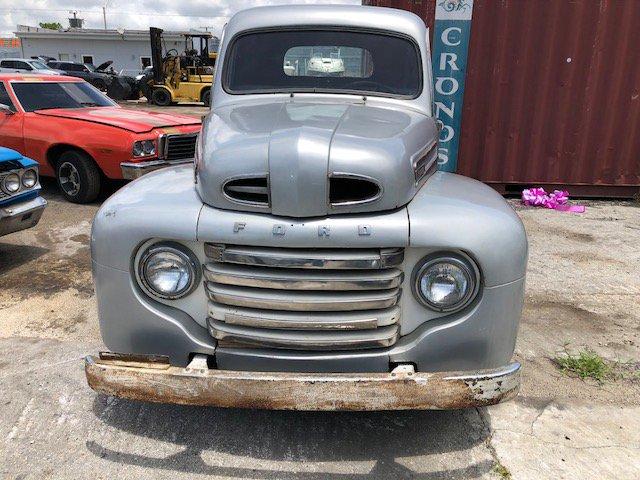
[0,74,201,203]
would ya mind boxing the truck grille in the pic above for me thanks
[204,244,404,351]
[162,133,197,161]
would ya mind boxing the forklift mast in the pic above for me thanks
[149,27,165,84]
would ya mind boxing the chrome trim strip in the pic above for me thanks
[204,244,404,270]
[411,140,438,184]
[205,283,401,311]
[208,303,401,330]
[204,263,404,290]
[208,319,399,350]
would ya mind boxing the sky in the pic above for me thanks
[0,0,361,37]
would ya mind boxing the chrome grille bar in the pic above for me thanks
[209,303,401,330]
[208,319,400,350]
[204,263,403,290]
[204,244,404,269]
[206,283,401,311]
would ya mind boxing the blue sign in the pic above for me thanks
[432,0,474,172]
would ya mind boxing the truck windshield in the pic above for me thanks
[224,29,422,99]
[11,82,115,112]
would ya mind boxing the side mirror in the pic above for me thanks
[0,104,14,115]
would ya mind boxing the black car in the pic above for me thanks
[47,60,113,90]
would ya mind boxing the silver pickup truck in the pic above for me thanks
[85,5,528,410]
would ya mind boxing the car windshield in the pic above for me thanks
[84,63,96,72]
[31,61,51,70]
[224,29,422,98]
[11,82,115,111]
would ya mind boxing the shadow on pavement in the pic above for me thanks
[88,395,492,479]
[0,242,49,275]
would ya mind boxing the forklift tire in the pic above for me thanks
[202,89,211,107]
[151,88,172,107]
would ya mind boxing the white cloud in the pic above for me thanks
[0,0,361,36]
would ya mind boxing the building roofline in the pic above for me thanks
[14,25,214,41]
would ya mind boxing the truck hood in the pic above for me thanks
[196,100,438,217]
[36,107,201,133]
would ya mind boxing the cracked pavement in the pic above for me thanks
[1,105,639,479]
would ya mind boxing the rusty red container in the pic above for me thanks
[364,0,640,197]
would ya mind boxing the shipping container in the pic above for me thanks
[364,0,640,197]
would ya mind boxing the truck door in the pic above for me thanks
[0,81,24,153]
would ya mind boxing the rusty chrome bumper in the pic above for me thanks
[85,353,520,411]
[120,158,193,180]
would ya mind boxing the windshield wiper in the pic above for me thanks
[80,102,100,107]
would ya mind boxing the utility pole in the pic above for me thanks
[103,1,110,30]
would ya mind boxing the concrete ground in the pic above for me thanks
[1,104,639,479]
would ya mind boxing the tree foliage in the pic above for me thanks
[38,22,63,30]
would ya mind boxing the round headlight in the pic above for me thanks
[142,140,156,155]
[2,173,20,193]
[21,169,38,188]
[132,141,144,156]
[412,253,479,312]
[138,242,199,299]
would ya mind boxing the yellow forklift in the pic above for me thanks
[142,27,216,106]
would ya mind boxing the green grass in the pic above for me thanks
[553,347,611,382]
[492,462,512,479]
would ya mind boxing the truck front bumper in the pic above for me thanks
[120,159,193,180]
[0,196,46,237]
[85,353,520,411]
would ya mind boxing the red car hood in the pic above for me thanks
[36,107,201,133]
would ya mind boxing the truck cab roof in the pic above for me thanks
[212,5,433,116]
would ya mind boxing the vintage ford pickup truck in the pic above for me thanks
[85,5,528,410]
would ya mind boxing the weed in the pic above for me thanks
[492,462,512,479]
[553,346,611,382]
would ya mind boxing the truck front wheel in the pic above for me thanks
[151,88,172,106]
[55,150,101,204]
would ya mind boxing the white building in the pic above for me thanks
[15,25,218,73]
